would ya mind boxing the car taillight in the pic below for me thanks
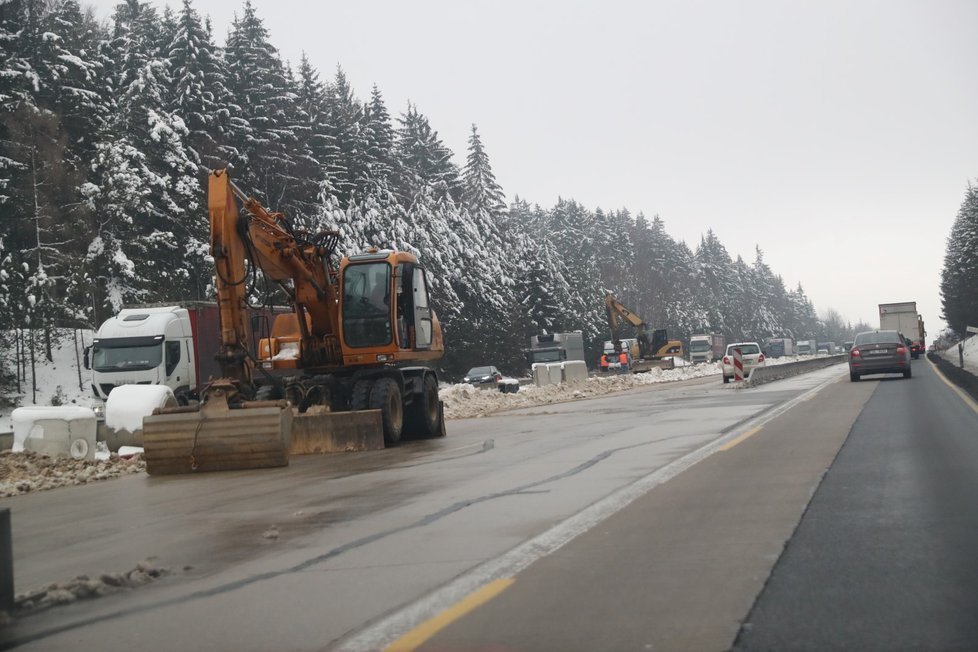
[722,356,729,365]
[850,348,860,357]
[896,346,907,355]
[758,353,765,362]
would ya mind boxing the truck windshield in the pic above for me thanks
[689,341,710,352]
[342,262,393,348]
[92,343,163,372]
[531,350,562,363]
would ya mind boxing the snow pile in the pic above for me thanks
[441,355,825,419]
[9,559,171,620]
[0,450,145,497]
[104,384,175,433]
[959,335,978,375]
[442,363,720,420]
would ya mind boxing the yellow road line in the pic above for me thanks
[384,578,515,652]
[719,426,763,451]
[928,357,978,418]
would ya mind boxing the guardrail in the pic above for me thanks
[746,354,847,386]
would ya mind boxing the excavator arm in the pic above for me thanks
[208,170,341,391]
[604,293,652,357]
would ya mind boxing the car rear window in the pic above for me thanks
[854,331,901,345]
[727,344,760,355]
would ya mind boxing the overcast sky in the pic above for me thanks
[87,0,978,334]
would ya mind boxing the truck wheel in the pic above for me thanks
[350,380,372,411]
[722,375,730,384]
[369,378,403,446]
[406,374,441,438]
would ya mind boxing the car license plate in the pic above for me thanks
[868,349,889,355]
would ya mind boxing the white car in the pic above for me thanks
[720,342,766,383]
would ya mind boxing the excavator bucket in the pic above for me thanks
[290,408,385,455]
[142,391,292,475]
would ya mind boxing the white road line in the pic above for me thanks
[332,367,843,652]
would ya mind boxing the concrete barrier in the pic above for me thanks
[12,406,98,460]
[746,354,847,386]
[561,361,588,384]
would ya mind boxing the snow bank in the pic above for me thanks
[1,449,145,497]
[959,335,978,375]
[441,363,720,420]
[104,385,176,433]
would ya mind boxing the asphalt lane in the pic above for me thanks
[411,370,866,652]
[734,359,978,650]
[0,370,844,651]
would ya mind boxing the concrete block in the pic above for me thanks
[562,361,588,384]
[12,406,97,460]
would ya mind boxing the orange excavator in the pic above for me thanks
[141,170,445,474]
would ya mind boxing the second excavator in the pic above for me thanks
[603,292,684,372]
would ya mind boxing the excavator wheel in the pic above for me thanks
[405,374,442,438]
[369,378,403,446]
[350,379,373,411]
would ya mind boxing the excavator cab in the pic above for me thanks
[337,251,443,366]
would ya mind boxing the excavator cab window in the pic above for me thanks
[342,262,393,348]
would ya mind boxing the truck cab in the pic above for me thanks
[88,307,197,403]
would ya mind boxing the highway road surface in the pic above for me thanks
[2,358,976,651]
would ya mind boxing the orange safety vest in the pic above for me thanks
[600,354,609,368]
[619,352,628,366]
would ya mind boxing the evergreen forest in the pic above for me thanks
[1,0,868,390]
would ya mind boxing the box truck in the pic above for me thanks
[528,331,586,365]
[796,340,817,356]
[763,337,794,358]
[879,302,925,359]
[689,333,726,363]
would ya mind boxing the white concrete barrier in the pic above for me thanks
[746,355,847,386]
[561,361,588,384]
[12,406,98,460]
[532,362,568,387]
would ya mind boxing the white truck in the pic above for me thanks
[528,331,586,365]
[762,337,794,358]
[85,303,277,404]
[689,333,725,363]
[796,340,818,356]
[879,301,925,359]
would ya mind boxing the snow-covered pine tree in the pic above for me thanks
[323,67,371,208]
[694,229,736,336]
[394,103,462,209]
[940,182,978,336]
[167,0,234,170]
[362,85,397,189]
[224,1,300,211]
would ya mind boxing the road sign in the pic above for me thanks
[966,325,978,334]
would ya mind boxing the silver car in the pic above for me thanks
[848,330,911,381]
